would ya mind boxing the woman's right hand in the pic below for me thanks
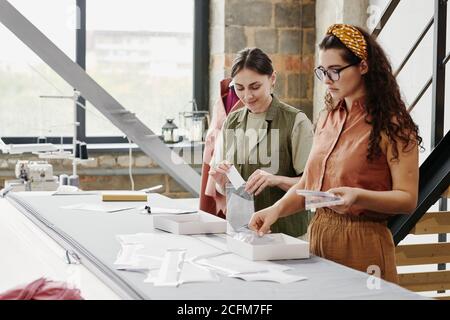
[208,161,232,187]
[248,205,281,236]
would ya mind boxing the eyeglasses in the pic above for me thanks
[314,62,359,82]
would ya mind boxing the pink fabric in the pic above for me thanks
[223,86,240,115]
[0,278,84,300]
[199,78,243,216]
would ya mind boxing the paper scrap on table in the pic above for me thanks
[52,185,99,196]
[144,261,219,286]
[114,244,163,271]
[115,255,162,272]
[61,203,137,213]
[229,270,307,284]
[116,233,224,262]
[114,244,144,267]
[195,252,291,275]
[152,249,186,287]
[226,165,246,190]
[142,207,197,214]
[116,233,148,245]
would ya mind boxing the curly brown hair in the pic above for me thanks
[319,26,423,161]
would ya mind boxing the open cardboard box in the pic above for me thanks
[227,233,310,261]
[152,212,227,235]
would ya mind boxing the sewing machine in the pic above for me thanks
[5,160,59,192]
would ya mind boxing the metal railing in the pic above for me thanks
[375,1,450,296]
[372,0,449,245]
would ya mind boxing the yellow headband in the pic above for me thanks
[327,24,368,60]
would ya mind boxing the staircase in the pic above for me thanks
[374,0,450,299]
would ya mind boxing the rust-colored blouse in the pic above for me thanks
[303,98,393,220]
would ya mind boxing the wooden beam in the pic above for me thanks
[398,270,450,292]
[396,243,450,266]
[410,211,450,235]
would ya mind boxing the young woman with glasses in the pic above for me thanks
[249,24,422,283]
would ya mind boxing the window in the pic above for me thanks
[1,0,208,146]
[0,0,76,138]
[86,0,195,136]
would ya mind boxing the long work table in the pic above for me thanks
[3,191,425,300]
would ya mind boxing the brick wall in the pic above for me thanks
[210,0,316,120]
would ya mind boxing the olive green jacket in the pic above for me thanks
[222,96,312,237]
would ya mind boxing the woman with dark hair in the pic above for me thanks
[209,47,314,238]
[249,24,422,283]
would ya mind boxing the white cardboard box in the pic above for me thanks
[227,233,310,261]
[152,212,227,235]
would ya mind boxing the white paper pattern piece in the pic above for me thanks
[144,261,219,285]
[150,249,186,287]
[115,233,303,286]
[178,261,220,284]
[61,203,137,213]
[115,255,162,272]
[229,270,307,284]
[52,185,99,196]
[116,233,223,260]
[226,165,246,190]
[116,234,147,245]
[196,252,291,275]
[143,207,197,214]
[114,244,144,268]
[296,190,345,210]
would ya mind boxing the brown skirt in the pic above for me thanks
[309,208,399,284]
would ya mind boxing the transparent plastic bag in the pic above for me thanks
[296,190,344,210]
[226,183,255,233]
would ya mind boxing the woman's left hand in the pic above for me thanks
[327,187,360,214]
[245,169,279,196]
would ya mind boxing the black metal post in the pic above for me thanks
[193,0,210,112]
[372,0,400,38]
[76,0,86,141]
[431,0,447,278]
